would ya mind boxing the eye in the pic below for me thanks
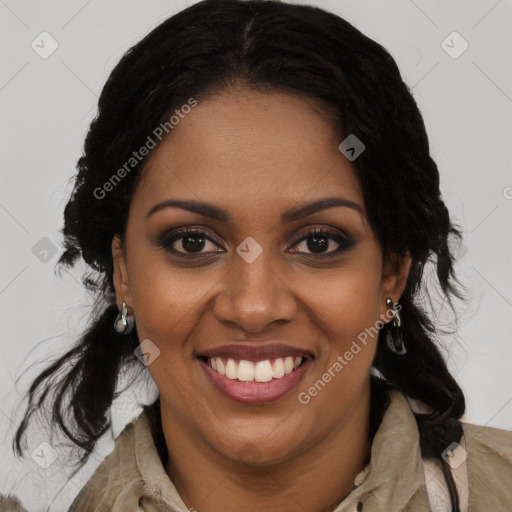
[289,227,355,256]
[158,227,224,257]
[157,226,355,259]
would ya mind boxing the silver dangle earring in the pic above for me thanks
[114,301,135,334]
[385,298,406,355]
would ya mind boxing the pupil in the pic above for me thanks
[183,235,205,253]
[307,235,328,253]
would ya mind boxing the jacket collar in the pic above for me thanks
[331,390,430,511]
[134,408,190,511]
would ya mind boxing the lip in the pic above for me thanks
[198,356,313,404]
[197,343,314,362]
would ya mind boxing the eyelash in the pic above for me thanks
[158,226,355,259]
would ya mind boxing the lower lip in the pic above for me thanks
[198,357,313,404]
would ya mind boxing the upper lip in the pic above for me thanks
[197,343,314,362]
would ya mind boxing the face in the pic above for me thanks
[112,86,409,465]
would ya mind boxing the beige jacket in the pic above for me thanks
[68,390,512,511]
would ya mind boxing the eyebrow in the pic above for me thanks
[145,196,363,222]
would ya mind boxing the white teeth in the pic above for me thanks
[237,360,255,381]
[254,360,273,382]
[283,356,294,374]
[225,359,238,379]
[207,356,308,382]
[216,358,226,376]
[271,358,285,378]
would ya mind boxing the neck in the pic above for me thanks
[160,379,377,512]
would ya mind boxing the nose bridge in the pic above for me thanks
[212,242,297,332]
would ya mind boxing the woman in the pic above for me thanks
[10,0,512,511]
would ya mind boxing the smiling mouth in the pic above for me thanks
[197,355,313,382]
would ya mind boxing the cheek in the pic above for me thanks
[127,249,213,340]
[125,254,208,414]
[295,267,383,419]
[297,253,383,376]
[301,259,383,337]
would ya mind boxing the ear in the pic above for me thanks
[379,250,411,322]
[112,234,133,310]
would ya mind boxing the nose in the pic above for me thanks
[212,250,298,333]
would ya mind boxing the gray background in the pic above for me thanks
[1,0,511,510]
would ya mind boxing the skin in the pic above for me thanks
[112,86,410,512]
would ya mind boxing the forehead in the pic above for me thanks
[133,87,364,219]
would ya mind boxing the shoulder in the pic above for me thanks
[461,421,512,508]
[68,412,147,511]
[462,420,512,463]
[463,419,511,442]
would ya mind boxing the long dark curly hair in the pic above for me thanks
[13,0,466,509]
